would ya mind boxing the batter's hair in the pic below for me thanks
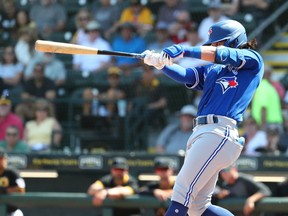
[239,38,257,50]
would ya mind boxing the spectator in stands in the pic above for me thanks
[240,0,270,24]
[241,116,268,156]
[168,10,195,44]
[15,63,56,121]
[112,22,146,74]
[128,64,167,128]
[29,0,67,39]
[0,125,29,153]
[24,52,67,87]
[0,149,26,216]
[157,0,188,26]
[70,7,92,45]
[87,156,140,216]
[0,45,24,91]
[213,164,271,216]
[73,20,112,73]
[177,26,209,68]
[251,63,283,132]
[139,158,175,216]
[0,90,24,141]
[264,125,281,155]
[24,98,62,152]
[147,21,173,53]
[14,26,39,69]
[278,113,288,154]
[117,0,154,36]
[220,0,239,17]
[91,0,121,39]
[82,66,126,117]
[263,64,285,100]
[198,0,229,44]
[155,104,197,154]
[15,9,35,30]
[0,0,18,41]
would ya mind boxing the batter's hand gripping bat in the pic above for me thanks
[34,40,145,59]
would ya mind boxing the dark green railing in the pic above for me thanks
[1,193,288,216]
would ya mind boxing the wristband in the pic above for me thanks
[183,46,202,59]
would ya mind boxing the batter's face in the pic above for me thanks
[211,40,225,47]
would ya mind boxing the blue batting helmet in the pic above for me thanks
[203,20,247,48]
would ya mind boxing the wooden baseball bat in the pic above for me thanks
[34,40,145,59]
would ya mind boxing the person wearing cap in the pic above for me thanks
[87,156,140,216]
[155,104,197,154]
[213,165,271,216]
[198,0,229,44]
[0,149,26,216]
[82,66,127,117]
[139,158,175,216]
[73,20,112,73]
[111,22,146,72]
[0,90,24,141]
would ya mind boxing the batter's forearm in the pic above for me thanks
[183,46,216,62]
[162,65,196,84]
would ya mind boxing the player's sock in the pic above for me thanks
[164,200,188,216]
[202,204,234,216]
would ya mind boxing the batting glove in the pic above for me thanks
[163,44,184,58]
[143,50,172,70]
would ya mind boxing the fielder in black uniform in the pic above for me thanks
[0,150,26,216]
[87,156,140,216]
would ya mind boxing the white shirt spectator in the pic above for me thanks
[73,37,111,72]
[243,131,268,156]
[0,62,23,79]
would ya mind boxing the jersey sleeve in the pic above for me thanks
[215,47,263,73]
[162,64,205,90]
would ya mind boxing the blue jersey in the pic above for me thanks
[162,48,264,122]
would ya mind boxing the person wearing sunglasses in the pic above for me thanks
[0,125,29,153]
[87,157,140,216]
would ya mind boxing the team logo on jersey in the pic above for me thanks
[216,76,238,94]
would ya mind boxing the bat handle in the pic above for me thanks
[132,53,146,59]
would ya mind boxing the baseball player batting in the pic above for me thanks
[143,20,264,216]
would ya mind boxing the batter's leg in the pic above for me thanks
[165,127,242,216]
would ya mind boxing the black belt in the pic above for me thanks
[194,116,219,126]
